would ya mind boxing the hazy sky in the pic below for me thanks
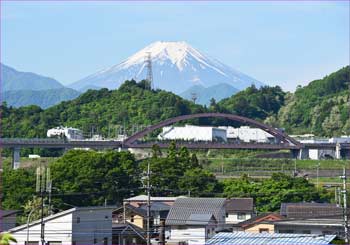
[1,1,349,91]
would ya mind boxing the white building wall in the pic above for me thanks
[10,208,113,245]
[170,224,216,245]
[10,213,73,244]
[221,126,274,143]
[158,125,226,142]
[225,213,252,224]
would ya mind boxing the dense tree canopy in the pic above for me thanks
[141,143,222,197]
[50,150,141,207]
[218,85,286,121]
[223,173,331,212]
[1,80,204,138]
[276,66,350,136]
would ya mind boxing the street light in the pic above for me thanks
[26,208,36,243]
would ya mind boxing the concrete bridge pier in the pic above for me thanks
[340,148,350,159]
[335,143,342,159]
[12,147,21,169]
[290,148,309,159]
[290,149,299,159]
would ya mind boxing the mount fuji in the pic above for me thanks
[69,41,264,100]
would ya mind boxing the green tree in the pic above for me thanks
[2,168,36,210]
[144,144,220,197]
[50,150,141,207]
[0,233,17,245]
[178,168,220,196]
[223,173,330,212]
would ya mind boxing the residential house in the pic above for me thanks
[165,197,226,245]
[113,202,171,230]
[274,219,344,238]
[112,223,146,245]
[0,210,18,232]
[206,231,336,244]
[8,206,115,245]
[278,202,345,239]
[236,213,284,233]
[124,195,182,208]
[280,202,342,219]
[224,198,254,224]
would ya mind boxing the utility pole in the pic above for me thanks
[146,161,151,245]
[316,162,320,189]
[142,161,152,245]
[36,164,50,245]
[340,167,348,243]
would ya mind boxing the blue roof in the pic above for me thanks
[206,232,336,245]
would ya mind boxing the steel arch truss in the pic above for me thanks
[123,113,302,149]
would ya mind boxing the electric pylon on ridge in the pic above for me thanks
[145,52,153,90]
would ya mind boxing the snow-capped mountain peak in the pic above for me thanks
[114,41,210,71]
[69,41,264,95]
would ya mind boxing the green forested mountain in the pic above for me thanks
[275,66,350,136]
[217,85,286,121]
[1,80,204,138]
[1,66,349,138]
[1,63,64,91]
[2,88,81,109]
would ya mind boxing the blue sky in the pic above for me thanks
[1,1,349,91]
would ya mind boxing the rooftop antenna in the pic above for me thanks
[191,92,198,104]
[145,52,153,90]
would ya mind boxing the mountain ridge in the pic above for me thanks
[1,63,64,91]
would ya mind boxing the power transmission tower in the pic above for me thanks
[145,52,153,90]
[340,167,349,243]
[191,92,198,104]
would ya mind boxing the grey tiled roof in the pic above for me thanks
[225,198,254,212]
[165,197,226,226]
[185,213,216,225]
[280,202,342,219]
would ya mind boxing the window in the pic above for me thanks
[76,217,80,223]
[237,213,246,220]
[225,213,229,218]
[259,228,269,233]
[130,215,134,222]
[132,238,137,245]
[279,230,294,234]
[103,237,108,245]
[94,238,97,244]
[72,242,76,245]
[105,215,109,219]
[302,230,311,234]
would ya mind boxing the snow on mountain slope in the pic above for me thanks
[69,41,264,94]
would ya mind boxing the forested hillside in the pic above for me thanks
[217,85,286,121]
[1,80,204,138]
[1,66,349,138]
[2,88,81,109]
[274,66,350,136]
